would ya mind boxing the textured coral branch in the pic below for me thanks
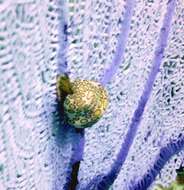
[130,134,184,190]
[64,129,85,190]
[58,0,69,75]
[57,1,86,189]
[100,0,135,86]
[83,0,176,189]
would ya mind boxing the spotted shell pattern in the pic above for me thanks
[64,80,108,128]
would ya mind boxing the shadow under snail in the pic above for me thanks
[57,74,108,128]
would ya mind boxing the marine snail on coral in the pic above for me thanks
[57,75,108,128]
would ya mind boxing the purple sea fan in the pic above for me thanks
[0,0,184,190]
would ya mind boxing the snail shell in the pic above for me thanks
[64,80,108,128]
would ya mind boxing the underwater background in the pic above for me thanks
[0,0,184,189]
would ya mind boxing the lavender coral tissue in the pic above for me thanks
[0,0,184,190]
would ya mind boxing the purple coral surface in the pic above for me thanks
[58,0,179,189]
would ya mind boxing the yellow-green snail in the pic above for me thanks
[153,167,184,190]
[57,74,108,128]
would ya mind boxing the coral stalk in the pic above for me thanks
[130,135,184,190]
[100,0,135,86]
[57,1,85,189]
[58,0,69,75]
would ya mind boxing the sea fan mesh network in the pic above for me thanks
[0,0,184,190]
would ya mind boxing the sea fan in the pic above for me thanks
[0,0,183,190]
